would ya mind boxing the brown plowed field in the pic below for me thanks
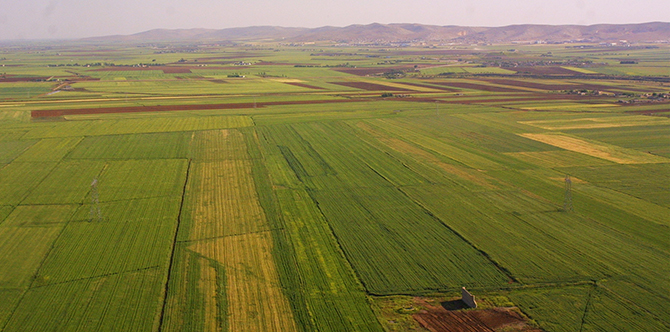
[162,67,192,74]
[478,79,579,91]
[330,81,412,91]
[407,93,609,105]
[332,65,427,76]
[0,76,50,82]
[284,82,325,89]
[31,98,368,118]
[430,82,526,93]
[625,108,670,115]
[400,82,459,92]
[483,79,653,93]
[331,67,399,76]
[414,307,538,332]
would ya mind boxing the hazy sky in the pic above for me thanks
[0,0,668,40]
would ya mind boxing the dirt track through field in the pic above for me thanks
[429,81,528,92]
[330,81,414,91]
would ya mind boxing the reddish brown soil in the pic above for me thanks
[414,308,538,332]
[331,67,396,76]
[330,81,412,91]
[625,108,670,115]
[0,75,99,83]
[284,82,325,89]
[479,79,651,93]
[400,82,459,92]
[430,82,526,93]
[331,65,427,76]
[0,76,50,82]
[31,90,615,118]
[31,98,369,118]
[479,79,578,91]
[406,93,609,105]
[160,67,191,74]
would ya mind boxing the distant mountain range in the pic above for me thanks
[83,22,670,43]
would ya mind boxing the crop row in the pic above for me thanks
[250,127,384,331]
[33,197,181,287]
[260,122,509,294]
[4,268,165,332]
[167,129,298,331]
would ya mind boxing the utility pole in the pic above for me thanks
[90,178,103,222]
[563,175,574,212]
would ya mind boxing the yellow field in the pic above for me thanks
[0,226,63,288]
[561,66,598,74]
[520,133,669,164]
[190,233,297,332]
[189,129,249,161]
[176,128,297,331]
[200,259,220,332]
[188,160,271,240]
[374,81,442,92]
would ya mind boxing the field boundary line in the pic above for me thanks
[396,185,519,283]
[157,158,192,332]
[176,228,283,244]
[358,159,518,284]
[15,162,63,207]
[1,192,79,331]
[578,281,597,332]
[303,187,377,294]
[27,265,162,289]
[598,281,670,328]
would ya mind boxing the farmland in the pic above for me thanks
[0,39,668,332]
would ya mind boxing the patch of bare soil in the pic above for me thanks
[414,300,539,332]
[430,82,526,93]
[284,82,325,89]
[330,81,411,91]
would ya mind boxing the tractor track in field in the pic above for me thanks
[157,158,192,332]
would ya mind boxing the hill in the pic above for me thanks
[82,22,670,43]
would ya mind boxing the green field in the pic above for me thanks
[0,40,668,331]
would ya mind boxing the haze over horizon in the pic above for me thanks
[1,0,668,40]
